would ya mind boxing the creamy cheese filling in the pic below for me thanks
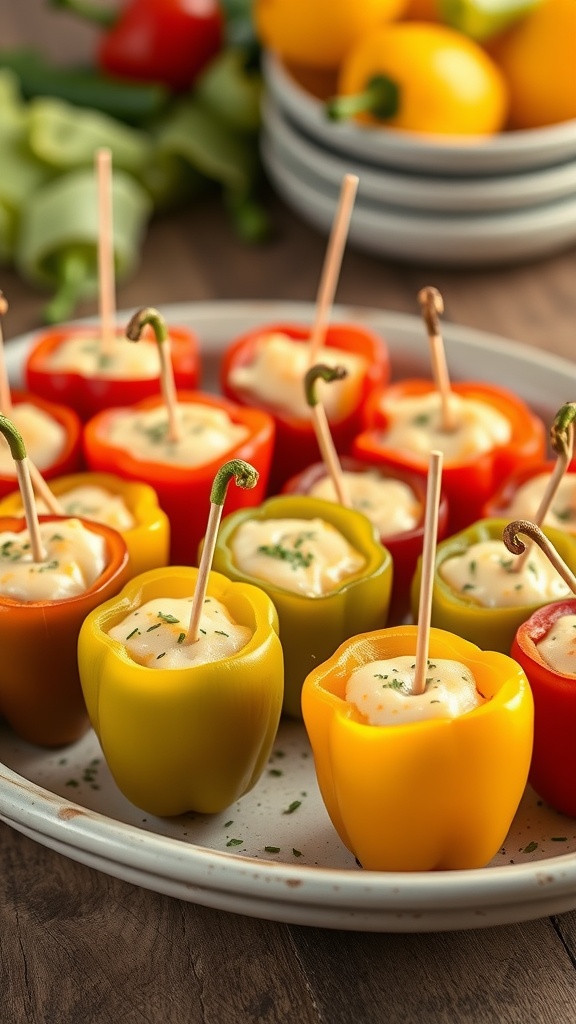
[29,485,135,531]
[230,516,366,597]
[308,471,420,537]
[346,655,485,725]
[0,403,66,475]
[103,403,249,467]
[228,332,367,421]
[504,473,576,532]
[378,392,511,462]
[107,595,252,668]
[535,613,576,676]
[439,539,571,608]
[0,518,107,600]
[43,334,165,379]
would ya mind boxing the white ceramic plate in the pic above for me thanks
[262,141,576,266]
[263,50,576,176]
[3,299,576,933]
[262,95,576,214]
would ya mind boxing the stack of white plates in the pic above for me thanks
[261,51,576,266]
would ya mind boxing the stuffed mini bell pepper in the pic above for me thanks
[0,414,129,746]
[504,517,576,818]
[78,461,284,817]
[82,307,274,565]
[24,320,201,422]
[220,320,389,493]
[0,470,170,578]
[411,517,576,654]
[355,378,546,533]
[512,599,576,818]
[0,389,82,499]
[302,623,533,871]
[210,492,393,718]
[283,455,449,622]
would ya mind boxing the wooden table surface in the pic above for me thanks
[2,3,576,1022]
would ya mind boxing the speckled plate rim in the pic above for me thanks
[3,299,576,933]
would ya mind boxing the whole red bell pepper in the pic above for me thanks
[24,323,200,422]
[0,390,83,499]
[83,391,275,566]
[281,454,449,622]
[512,599,576,817]
[220,321,390,494]
[354,379,546,533]
[52,0,224,93]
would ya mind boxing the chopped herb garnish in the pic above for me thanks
[37,560,59,572]
[257,540,314,571]
[224,820,233,827]
[226,838,243,847]
[462,583,476,591]
[157,612,179,624]
[268,768,283,776]
[468,560,477,575]
[265,846,280,853]
[283,800,302,814]
[156,652,166,660]
[126,628,140,640]
[66,779,79,787]
[292,849,303,858]
[214,630,229,637]
[412,413,430,426]
[551,837,568,842]
[177,632,186,644]
[146,622,161,632]
[523,841,539,853]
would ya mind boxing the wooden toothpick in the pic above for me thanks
[308,173,359,365]
[305,364,351,507]
[412,450,444,696]
[96,147,116,357]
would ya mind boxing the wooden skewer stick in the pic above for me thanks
[126,307,180,442]
[503,519,576,593]
[186,460,259,644]
[308,173,359,366]
[305,364,351,507]
[412,450,444,696]
[96,147,116,357]
[418,286,456,433]
[0,414,46,562]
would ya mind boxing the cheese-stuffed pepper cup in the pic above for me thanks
[220,321,389,493]
[0,513,129,746]
[512,599,576,817]
[411,517,576,654]
[301,624,534,872]
[78,566,284,816]
[0,471,170,578]
[210,494,393,718]
[0,389,83,499]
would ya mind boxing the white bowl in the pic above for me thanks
[261,137,576,265]
[262,95,576,214]
[263,50,576,176]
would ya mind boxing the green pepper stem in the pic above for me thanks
[510,404,575,573]
[417,286,456,434]
[43,249,91,326]
[126,306,180,442]
[304,365,351,508]
[503,519,576,593]
[47,0,117,28]
[186,460,258,645]
[326,76,400,122]
[0,414,46,562]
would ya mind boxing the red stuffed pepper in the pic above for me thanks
[0,390,82,499]
[83,391,274,566]
[220,321,389,493]
[354,379,546,533]
[512,599,576,818]
[24,322,200,421]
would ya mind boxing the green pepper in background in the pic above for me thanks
[15,166,152,325]
[439,0,542,41]
[0,49,170,126]
[195,47,263,135]
[151,93,270,242]
[0,70,54,265]
[27,96,153,175]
